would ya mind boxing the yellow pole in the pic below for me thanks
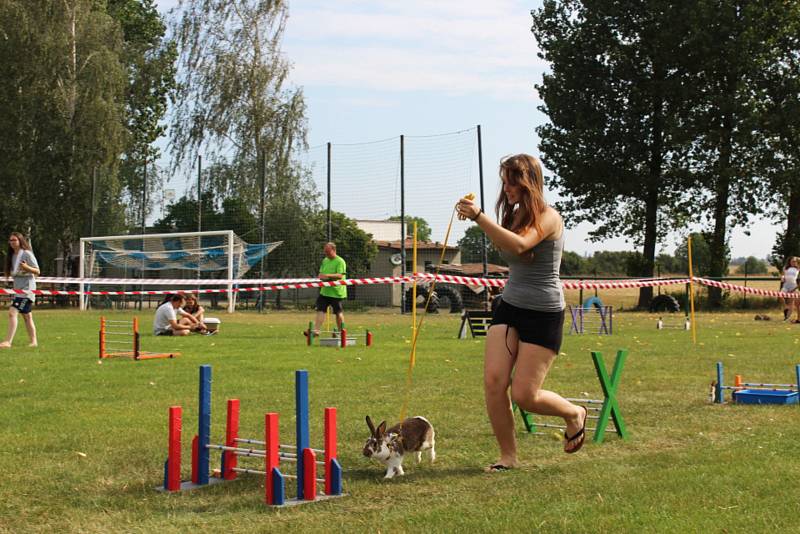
[411,221,418,364]
[687,235,697,344]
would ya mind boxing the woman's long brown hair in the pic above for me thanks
[5,232,31,277]
[495,154,547,236]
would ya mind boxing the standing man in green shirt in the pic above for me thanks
[311,242,347,336]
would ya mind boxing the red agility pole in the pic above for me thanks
[340,329,347,348]
[324,407,337,495]
[265,413,279,504]
[191,435,199,484]
[224,399,240,480]
[303,448,317,500]
[167,406,182,491]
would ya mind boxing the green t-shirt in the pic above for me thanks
[319,255,347,299]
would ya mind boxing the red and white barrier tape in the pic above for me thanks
[0,274,797,298]
[693,277,799,299]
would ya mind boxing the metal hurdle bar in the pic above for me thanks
[516,350,628,443]
[305,321,373,348]
[713,362,800,404]
[162,366,343,506]
[568,306,613,335]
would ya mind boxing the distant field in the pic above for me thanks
[1,309,799,532]
[566,277,785,310]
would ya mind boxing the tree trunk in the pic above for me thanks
[785,178,800,257]
[637,89,664,309]
[707,115,733,308]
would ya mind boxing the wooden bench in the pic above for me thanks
[458,310,493,338]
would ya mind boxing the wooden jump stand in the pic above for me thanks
[458,310,493,338]
[99,317,179,360]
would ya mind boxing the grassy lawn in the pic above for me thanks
[1,307,799,533]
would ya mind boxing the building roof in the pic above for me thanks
[374,239,459,251]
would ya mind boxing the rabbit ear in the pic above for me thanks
[366,416,376,436]
[377,421,387,437]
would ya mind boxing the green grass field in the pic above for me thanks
[1,308,799,533]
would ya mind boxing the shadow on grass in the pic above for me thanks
[347,465,494,483]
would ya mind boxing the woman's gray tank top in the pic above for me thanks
[499,229,565,312]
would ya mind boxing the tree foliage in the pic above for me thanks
[458,226,505,266]
[169,0,316,278]
[108,0,177,228]
[0,0,128,272]
[531,1,696,308]
[388,216,432,242]
[737,256,769,275]
[151,192,259,241]
[757,3,800,265]
[680,1,780,306]
[673,232,727,278]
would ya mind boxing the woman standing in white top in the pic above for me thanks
[780,256,799,322]
[0,232,40,348]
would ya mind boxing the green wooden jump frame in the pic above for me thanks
[516,349,628,443]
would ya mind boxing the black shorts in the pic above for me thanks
[11,297,33,314]
[491,298,564,354]
[155,329,174,336]
[315,295,344,314]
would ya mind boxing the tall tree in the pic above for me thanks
[531,1,695,309]
[681,1,777,306]
[756,3,800,265]
[0,1,127,272]
[107,0,177,232]
[169,0,316,278]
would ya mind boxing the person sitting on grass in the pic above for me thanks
[153,294,208,336]
[181,295,208,331]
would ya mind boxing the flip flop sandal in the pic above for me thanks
[564,406,588,454]
[484,463,512,473]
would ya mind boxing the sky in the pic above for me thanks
[154,0,780,260]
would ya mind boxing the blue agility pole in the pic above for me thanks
[198,365,212,485]
[295,370,309,500]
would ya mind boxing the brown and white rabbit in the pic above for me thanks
[363,415,436,479]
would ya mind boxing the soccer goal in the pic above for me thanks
[79,230,281,313]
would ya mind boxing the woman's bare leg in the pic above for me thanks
[484,325,519,468]
[511,342,586,452]
[22,312,37,346]
[0,307,20,348]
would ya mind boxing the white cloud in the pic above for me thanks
[284,1,546,100]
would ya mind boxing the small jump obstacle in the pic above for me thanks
[161,366,343,506]
[458,310,493,338]
[568,305,613,335]
[656,316,690,330]
[713,362,800,405]
[305,322,372,348]
[99,317,178,360]
[516,350,628,443]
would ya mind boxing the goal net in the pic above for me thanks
[79,230,282,311]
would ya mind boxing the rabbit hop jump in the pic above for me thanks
[568,299,613,336]
[98,317,179,360]
[304,321,373,348]
[160,366,344,506]
[516,350,629,443]
[712,362,800,405]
